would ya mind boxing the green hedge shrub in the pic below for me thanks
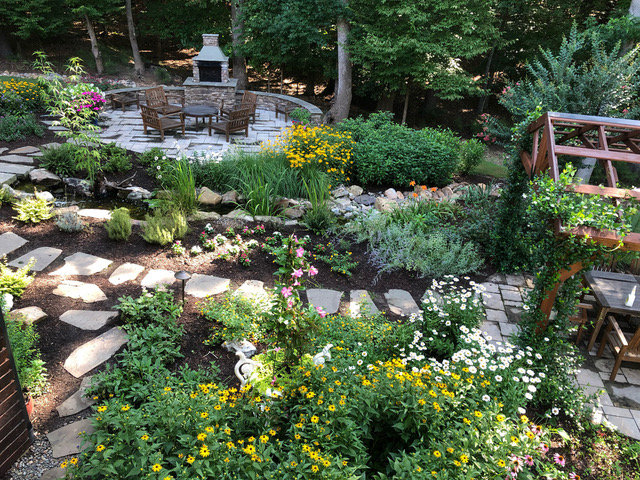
[337,112,461,188]
[105,207,132,241]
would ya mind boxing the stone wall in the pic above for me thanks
[235,91,323,123]
[183,78,238,107]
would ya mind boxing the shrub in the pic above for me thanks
[105,207,132,241]
[115,287,183,327]
[0,113,45,142]
[337,112,460,188]
[200,293,267,345]
[12,194,54,223]
[56,211,86,232]
[137,147,168,166]
[6,316,47,396]
[40,143,80,178]
[0,256,36,297]
[0,78,45,115]
[141,210,188,245]
[458,138,486,175]
[0,186,13,207]
[100,142,132,173]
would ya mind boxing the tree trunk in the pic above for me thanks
[280,67,283,95]
[84,13,104,75]
[125,0,145,77]
[401,85,410,125]
[328,11,352,123]
[630,0,640,17]
[231,0,248,90]
[476,46,495,114]
[376,92,396,112]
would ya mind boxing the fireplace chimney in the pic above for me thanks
[192,34,229,83]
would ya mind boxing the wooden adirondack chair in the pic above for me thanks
[569,302,594,345]
[220,91,257,123]
[140,105,185,141]
[597,315,640,381]
[208,108,250,142]
[144,86,183,116]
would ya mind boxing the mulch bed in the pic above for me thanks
[3,127,497,437]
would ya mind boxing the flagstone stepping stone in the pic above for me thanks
[64,327,128,378]
[50,252,112,276]
[47,418,94,458]
[234,280,269,301]
[9,146,40,154]
[40,467,65,480]
[53,280,108,303]
[349,290,379,317]
[57,376,95,417]
[8,246,62,271]
[383,289,420,316]
[7,306,47,326]
[0,162,34,178]
[109,262,144,285]
[0,231,28,257]
[480,320,503,343]
[307,289,343,314]
[77,208,111,220]
[141,269,176,289]
[0,172,17,185]
[0,154,35,164]
[60,310,118,330]
[184,273,230,298]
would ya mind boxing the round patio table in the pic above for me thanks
[182,105,220,133]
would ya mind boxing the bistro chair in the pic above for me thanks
[569,302,594,345]
[140,105,185,141]
[596,314,640,381]
[144,86,183,116]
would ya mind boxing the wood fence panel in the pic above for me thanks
[0,310,34,476]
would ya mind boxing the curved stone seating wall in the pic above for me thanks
[104,87,323,123]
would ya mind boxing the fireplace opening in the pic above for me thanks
[197,61,222,83]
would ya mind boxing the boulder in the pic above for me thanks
[331,186,349,198]
[124,186,152,201]
[384,188,398,200]
[374,197,397,212]
[189,211,221,221]
[347,185,364,197]
[198,187,222,206]
[283,207,305,219]
[63,177,92,197]
[221,190,239,204]
[353,194,375,206]
[29,168,61,187]
[35,190,55,202]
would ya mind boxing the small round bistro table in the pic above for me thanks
[182,105,220,134]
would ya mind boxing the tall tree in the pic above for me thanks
[328,0,351,123]
[231,0,248,89]
[349,0,499,118]
[0,0,71,51]
[125,0,145,77]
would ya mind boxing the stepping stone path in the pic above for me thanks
[349,290,379,317]
[384,289,420,316]
[50,252,112,276]
[0,162,34,178]
[77,209,111,220]
[307,289,343,314]
[53,280,108,303]
[0,231,28,257]
[0,154,35,164]
[9,146,40,154]
[141,269,176,289]
[60,310,118,330]
[64,327,128,377]
[234,280,270,305]
[9,246,62,271]
[47,418,94,458]
[57,377,96,417]
[109,262,144,285]
[184,273,230,298]
[7,306,47,326]
[0,172,17,185]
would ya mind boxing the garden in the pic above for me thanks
[2,18,640,480]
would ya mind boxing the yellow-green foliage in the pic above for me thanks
[105,208,132,241]
[142,210,188,245]
[12,194,54,224]
[265,125,354,187]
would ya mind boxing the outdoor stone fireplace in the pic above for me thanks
[183,34,237,106]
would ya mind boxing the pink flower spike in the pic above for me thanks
[292,268,303,278]
[553,453,565,467]
[296,247,304,258]
[316,306,326,318]
[308,265,318,276]
[281,286,293,298]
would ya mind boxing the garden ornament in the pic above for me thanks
[313,344,333,365]
[234,350,262,388]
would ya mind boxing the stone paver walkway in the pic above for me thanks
[50,252,112,276]
[64,327,128,377]
[8,246,62,271]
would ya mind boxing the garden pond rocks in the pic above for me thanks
[198,187,222,205]
[0,172,17,186]
[62,177,92,197]
[29,168,62,187]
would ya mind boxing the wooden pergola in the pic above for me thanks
[520,112,640,325]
